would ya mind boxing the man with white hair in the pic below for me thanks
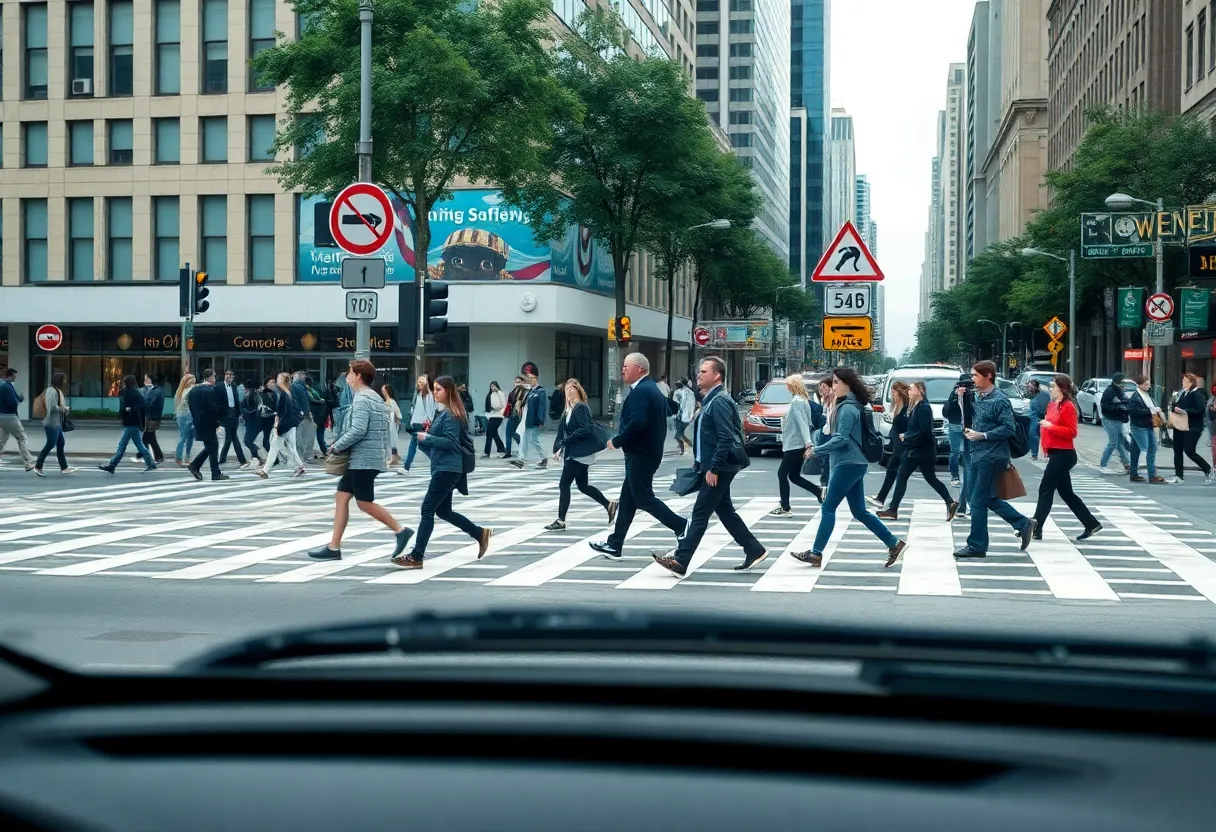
[589,352,687,558]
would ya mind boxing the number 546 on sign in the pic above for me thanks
[824,284,871,316]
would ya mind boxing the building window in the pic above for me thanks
[23,199,48,283]
[728,64,752,80]
[1201,11,1208,80]
[68,198,95,282]
[200,195,228,281]
[729,42,752,57]
[730,132,752,148]
[728,0,752,9]
[247,195,275,282]
[695,43,718,57]
[729,110,751,124]
[699,21,719,35]
[107,198,133,281]
[68,2,95,97]
[248,115,276,161]
[695,0,718,10]
[109,1,134,96]
[695,66,718,79]
[202,0,229,94]
[728,87,752,101]
[69,120,94,165]
[23,4,48,100]
[22,122,48,168]
[0,18,4,101]
[728,19,754,35]
[154,196,180,282]
[154,118,181,164]
[201,116,228,162]
[1187,24,1195,89]
[156,0,181,95]
[108,119,134,165]
[249,0,276,91]
[696,88,719,103]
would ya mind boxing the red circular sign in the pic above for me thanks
[329,183,396,256]
[693,327,711,347]
[35,324,64,352]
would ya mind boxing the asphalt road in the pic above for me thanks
[2,430,1215,671]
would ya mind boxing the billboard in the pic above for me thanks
[297,189,615,295]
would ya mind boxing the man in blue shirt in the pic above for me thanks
[0,368,36,470]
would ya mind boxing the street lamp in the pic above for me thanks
[771,285,805,377]
[1020,247,1077,375]
[977,318,1020,378]
[1106,191,1165,400]
[688,219,732,231]
[678,219,731,382]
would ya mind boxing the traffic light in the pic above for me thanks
[193,271,210,315]
[424,280,448,335]
[178,267,191,317]
[616,315,631,341]
[397,282,419,347]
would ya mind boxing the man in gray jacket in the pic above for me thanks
[956,360,1035,559]
[653,357,766,576]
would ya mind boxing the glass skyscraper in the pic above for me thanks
[790,0,829,287]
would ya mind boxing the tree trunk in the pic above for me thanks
[413,191,432,373]
[664,262,676,384]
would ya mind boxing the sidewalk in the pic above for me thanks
[1073,421,1214,471]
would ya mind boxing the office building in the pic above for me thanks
[918,113,946,323]
[942,64,966,288]
[1182,0,1216,122]
[827,108,856,237]
[789,0,830,286]
[966,0,1003,262]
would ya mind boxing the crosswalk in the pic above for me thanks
[2,461,1216,602]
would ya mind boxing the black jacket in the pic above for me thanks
[691,385,749,475]
[943,387,974,429]
[885,407,910,466]
[218,382,242,419]
[187,383,223,433]
[1127,390,1155,430]
[142,386,164,423]
[118,388,145,428]
[612,377,669,459]
[901,401,936,462]
[1176,389,1206,433]
[1099,383,1130,422]
[553,402,605,459]
[273,387,303,435]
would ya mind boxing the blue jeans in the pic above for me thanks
[175,415,194,461]
[1027,419,1041,459]
[504,415,520,455]
[947,424,964,479]
[108,426,154,469]
[1129,426,1157,478]
[965,458,1031,553]
[812,462,898,554]
[35,426,67,471]
[1100,418,1130,468]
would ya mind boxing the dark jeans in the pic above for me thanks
[875,454,901,502]
[411,470,482,559]
[888,454,953,512]
[484,417,505,455]
[243,418,264,461]
[777,449,821,510]
[219,417,247,464]
[1034,449,1099,531]
[673,419,689,452]
[812,462,898,554]
[190,426,223,479]
[673,470,764,567]
[35,426,67,471]
[606,453,687,550]
[965,458,1030,553]
[260,417,275,451]
[1173,430,1211,478]
[108,426,154,469]
[504,415,520,455]
[142,427,164,462]
[558,459,609,520]
[315,421,329,455]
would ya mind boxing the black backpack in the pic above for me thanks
[844,400,883,464]
[1008,411,1031,459]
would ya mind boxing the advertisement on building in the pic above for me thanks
[297,189,615,295]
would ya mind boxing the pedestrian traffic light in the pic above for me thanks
[397,281,419,347]
[193,271,210,316]
[424,280,448,335]
[178,267,192,317]
[616,315,631,341]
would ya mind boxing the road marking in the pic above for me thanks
[751,514,850,593]
[897,500,962,596]
[0,517,200,565]
[1098,507,1216,604]
[1021,515,1120,600]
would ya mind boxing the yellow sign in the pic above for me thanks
[822,316,873,351]
[1043,316,1067,340]
[1047,340,1064,354]
[608,317,617,341]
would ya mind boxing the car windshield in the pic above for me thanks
[758,383,793,404]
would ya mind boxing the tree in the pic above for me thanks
[503,8,720,414]
[702,232,800,318]
[253,0,572,364]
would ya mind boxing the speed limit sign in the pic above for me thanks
[824,283,871,316]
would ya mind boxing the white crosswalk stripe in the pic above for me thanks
[4,462,1216,602]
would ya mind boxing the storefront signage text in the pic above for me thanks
[337,336,393,350]
[233,336,289,350]
[144,333,181,350]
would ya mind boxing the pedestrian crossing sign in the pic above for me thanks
[811,220,884,282]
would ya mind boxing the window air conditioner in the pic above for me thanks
[71,78,92,96]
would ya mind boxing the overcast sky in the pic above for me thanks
[829,0,979,356]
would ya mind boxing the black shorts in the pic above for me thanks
[336,468,379,502]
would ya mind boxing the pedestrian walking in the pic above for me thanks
[944,376,965,487]
[1097,372,1132,474]
[482,381,507,458]
[1167,373,1212,484]
[672,380,695,454]
[1026,380,1050,461]
[876,381,958,521]
[258,372,307,479]
[173,374,196,467]
[501,375,526,459]
[241,379,268,468]
[653,356,766,576]
[772,374,823,515]
[98,375,157,474]
[943,374,976,515]
[33,372,76,476]
[291,372,318,463]
[1127,374,1165,483]
[0,368,36,471]
[186,369,228,482]
[308,360,413,562]
[589,353,688,558]
[815,378,835,490]
[1031,374,1102,541]
[392,375,492,569]
[381,383,403,468]
[546,378,614,531]
[509,364,548,470]
[138,375,165,464]
[403,374,435,472]
[868,381,910,508]
[216,370,250,469]
[954,361,1036,560]
[791,368,905,569]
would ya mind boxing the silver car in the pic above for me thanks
[872,365,962,465]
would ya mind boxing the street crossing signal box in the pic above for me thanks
[425,281,449,335]
[179,269,210,317]
[398,281,450,345]
[608,315,631,341]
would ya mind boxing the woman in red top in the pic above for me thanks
[1032,375,1101,542]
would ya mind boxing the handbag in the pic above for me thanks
[61,415,76,433]
[994,465,1025,500]
[670,467,703,496]
[1168,410,1189,432]
[801,454,822,477]
[324,450,350,476]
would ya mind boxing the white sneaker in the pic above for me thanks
[1098,467,1120,475]
[60,467,77,475]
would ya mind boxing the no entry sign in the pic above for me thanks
[693,327,711,347]
[329,183,395,256]
[35,324,64,351]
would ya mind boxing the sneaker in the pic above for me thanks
[769,507,791,517]
[606,501,618,524]
[33,468,45,478]
[1205,473,1214,486]
[536,459,548,469]
[60,467,77,475]
[98,465,115,474]
[886,540,907,568]
[865,496,883,508]
[307,545,342,561]
[652,553,687,576]
[477,528,493,559]
[950,478,961,488]
[544,519,566,531]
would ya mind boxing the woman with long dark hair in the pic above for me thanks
[392,375,492,569]
[1032,374,1101,541]
[792,367,906,569]
[483,380,507,458]
[34,372,76,476]
[546,378,614,531]
[876,381,958,521]
[98,375,157,474]
[867,380,909,509]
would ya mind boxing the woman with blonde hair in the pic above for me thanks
[173,374,196,467]
[772,373,822,515]
[1169,372,1212,483]
[257,371,306,479]
[868,380,910,508]
[546,378,614,531]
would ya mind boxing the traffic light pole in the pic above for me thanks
[354,0,374,362]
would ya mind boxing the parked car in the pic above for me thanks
[998,377,1030,415]
[742,374,834,456]
[1014,370,1058,397]
[871,365,960,464]
[1077,377,1139,424]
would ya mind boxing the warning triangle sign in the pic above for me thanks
[810,220,884,282]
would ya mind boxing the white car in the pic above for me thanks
[998,377,1030,415]
[872,364,961,464]
[1077,378,1138,424]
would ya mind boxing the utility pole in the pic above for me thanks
[1067,248,1076,375]
[1153,195,1164,402]
[354,0,374,362]
[180,262,191,375]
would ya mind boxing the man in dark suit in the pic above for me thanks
[217,369,249,468]
[590,352,686,558]
[187,368,229,482]
[653,356,765,576]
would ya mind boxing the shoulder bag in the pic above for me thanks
[324,450,350,476]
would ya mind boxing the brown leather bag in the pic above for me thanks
[995,465,1026,501]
